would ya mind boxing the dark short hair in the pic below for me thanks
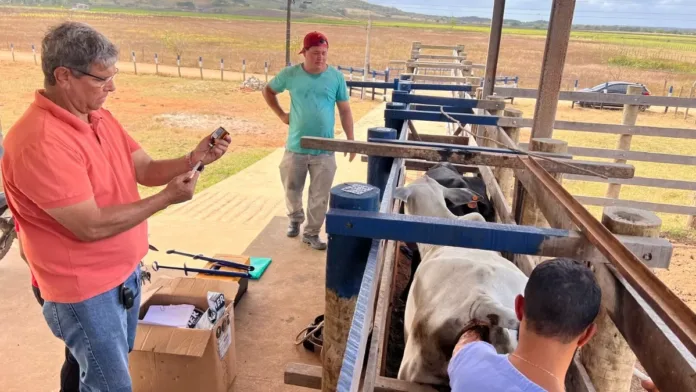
[524,258,601,343]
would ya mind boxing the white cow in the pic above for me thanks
[393,175,529,387]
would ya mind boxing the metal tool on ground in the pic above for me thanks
[166,249,255,271]
[189,126,230,180]
[152,261,252,279]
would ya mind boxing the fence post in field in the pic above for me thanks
[571,79,578,108]
[498,108,522,203]
[662,79,668,96]
[220,58,224,81]
[605,84,642,199]
[199,56,203,80]
[131,51,137,75]
[517,138,568,232]
[685,81,696,120]
[32,44,37,65]
[177,54,181,77]
[674,86,684,117]
[664,85,672,113]
[484,95,505,148]
[264,61,269,83]
[10,43,15,62]
[581,207,662,392]
[154,53,159,75]
[242,59,246,81]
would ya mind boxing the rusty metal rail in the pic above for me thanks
[520,155,696,356]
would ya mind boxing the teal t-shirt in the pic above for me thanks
[267,64,349,155]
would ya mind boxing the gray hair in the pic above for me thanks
[42,21,119,86]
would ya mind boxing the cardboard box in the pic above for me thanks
[129,277,239,392]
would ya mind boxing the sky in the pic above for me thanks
[366,0,694,29]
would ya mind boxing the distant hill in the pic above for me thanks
[12,0,696,34]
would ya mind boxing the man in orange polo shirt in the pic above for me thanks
[1,22,231,391]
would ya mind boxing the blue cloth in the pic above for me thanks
[42,266,142,392]
[267,64,349,155]
[448,341,547,392]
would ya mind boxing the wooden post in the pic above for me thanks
[177,54,181,77]
[674,86,684,117]
[242,59,246,81]
[530,0,576,139]
[32,44,37,65]
[497,108,522,202]
[688,193,696,230]
[484,95,505,148]
[220,58,224,81]
[581,206,662,392]
[517,138,568,229]
[323,183,380,392]
[10,43,14,62]
[482,0,505,98]
[367,128,397,202]
[606,84,643,199]
[198,56,203,80]
[265,61,269,83]
[154,53,159,75]
[664,85,673,113]
[131,51,137,75]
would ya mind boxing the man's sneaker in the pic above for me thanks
[302,235,327,250]
[287,222,301,237]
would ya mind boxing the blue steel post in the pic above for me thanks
[366,127,397,201]
[323,183,380,392]
[384,102,406,139]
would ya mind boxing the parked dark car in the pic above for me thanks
[575,81,651,111]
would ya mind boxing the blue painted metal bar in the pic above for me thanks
[346,81,393,89]
[411,83,473,92]
[326,209,571,255]
[324,184,380,391]
[367,128,398,201]
[385,108,500,126]
[409,104,474,115]
[392,91,487,109]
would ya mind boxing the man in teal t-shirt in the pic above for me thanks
[262,31,355,250]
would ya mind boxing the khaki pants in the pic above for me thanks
[279,150,337,237]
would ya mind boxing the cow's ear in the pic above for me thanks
[393,186,412,202]
[443,188,476,207]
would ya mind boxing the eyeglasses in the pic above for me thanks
[69,67,119,86]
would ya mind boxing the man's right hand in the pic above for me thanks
[162,171,199,204]
[280,112,290,125]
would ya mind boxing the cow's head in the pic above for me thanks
[394,175,483,220]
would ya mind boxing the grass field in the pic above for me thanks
[2,5,696,96]
[0,60,379,198]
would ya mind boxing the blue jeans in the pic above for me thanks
[42,266,142,392]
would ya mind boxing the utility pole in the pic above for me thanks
[362,12,372,100]
[285,0,292,66]
[363,12,372,79]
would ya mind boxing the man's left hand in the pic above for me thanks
[344,135,356,162]
[191,132,232,165]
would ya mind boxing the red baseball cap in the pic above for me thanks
[299,31,329,54]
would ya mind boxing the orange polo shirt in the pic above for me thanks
[1,90,148,303]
